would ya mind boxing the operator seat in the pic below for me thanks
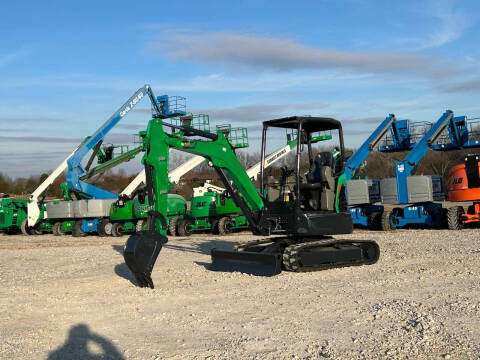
[301,152,336,211]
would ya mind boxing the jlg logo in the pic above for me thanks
[453,177,463,185]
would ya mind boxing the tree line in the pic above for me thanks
[0,148,473,200]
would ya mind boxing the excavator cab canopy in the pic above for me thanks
[259,116,351,236]
[263,116,342,132]
[261,116,345,174]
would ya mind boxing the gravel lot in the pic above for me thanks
[0,229,479,359]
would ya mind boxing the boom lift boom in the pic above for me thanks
[345,114,423,228]
[65,84,184,200]
[45,85,186,236]
[379,110,472,229]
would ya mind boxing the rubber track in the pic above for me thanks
[283,239,380,272]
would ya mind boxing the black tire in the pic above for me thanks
[53,222,62,236]
[447,206,464,230]
[211,219,219,235]
[218,217,233,235]
[435,208,448,229]
[135,219,146,233]
[368,212,381,230]
[177,219,192,237]
[111,222,124,237]
[168,217,179,236]
[4,228,18,235]
[380,210,395,231]
[72,220,86,237]
[20,219,31,235]
[97,219,110,237]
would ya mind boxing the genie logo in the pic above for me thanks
[120,92,144,117]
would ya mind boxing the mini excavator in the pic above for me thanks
[123,116,380,288]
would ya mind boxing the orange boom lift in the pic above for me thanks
[447,154,480,229]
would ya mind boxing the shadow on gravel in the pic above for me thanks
[164,239,235,255]
[111,245,137,286]
[111,244,124,254]
[112,240,242,283]
[114,263,137,286]
[112,239,235,256]
[47,323,124,360]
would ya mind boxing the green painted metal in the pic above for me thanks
[80,145,143,180]
[109,193,187,233]
[216,124,249,149]
[61,221,74,233]
[0,198,54,234]
[167,113,211,133]
[0,198,28,233]
[136,118,263,235]
[335,173,347,213]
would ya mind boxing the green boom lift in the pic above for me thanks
[107,119,249,236]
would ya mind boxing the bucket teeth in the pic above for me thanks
[123,231,167,288]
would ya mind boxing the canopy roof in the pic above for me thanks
[263,116,342,132]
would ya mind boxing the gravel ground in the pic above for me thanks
[0,229,479,359]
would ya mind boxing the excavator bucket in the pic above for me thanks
[123,230,167,288]
[210,248,282,276]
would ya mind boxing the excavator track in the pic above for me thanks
[282,239,380,272]
[211,236,379,276]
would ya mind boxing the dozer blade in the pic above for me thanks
[123,231,167,288]
[210,248,282,276]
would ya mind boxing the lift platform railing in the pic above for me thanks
[216,124,249,149]
[430,115,480,150]
[378,120,432,152]
[167,113,211,133]
[285,128,333,144]
[154,95,186,117]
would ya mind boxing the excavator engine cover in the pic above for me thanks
[124,230,167,288]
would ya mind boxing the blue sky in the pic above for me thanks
[1,0,480,177]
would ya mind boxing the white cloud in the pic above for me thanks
[193,103,327,123]
[147,30,452,77]
[401,1,469,50]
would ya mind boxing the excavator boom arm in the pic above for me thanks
[141,119,264,233]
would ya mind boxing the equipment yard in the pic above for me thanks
[1,230,479,360]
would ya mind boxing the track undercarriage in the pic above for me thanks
[211,236,380,276]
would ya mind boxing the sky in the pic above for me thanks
[1,0,480,177]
